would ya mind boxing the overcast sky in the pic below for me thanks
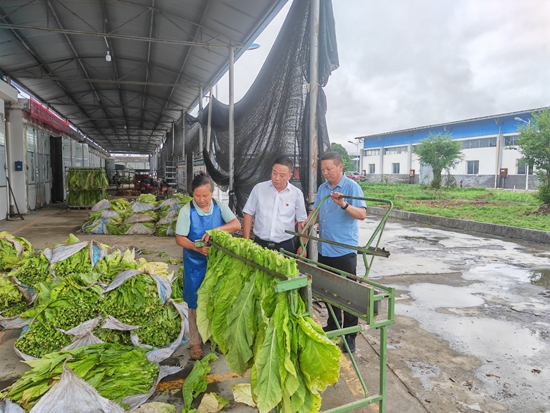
[216,0,550,155]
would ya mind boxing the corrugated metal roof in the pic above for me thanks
[355,106,550,140]
[0,0,288,153]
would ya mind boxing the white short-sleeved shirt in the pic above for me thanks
[242,181,307,243]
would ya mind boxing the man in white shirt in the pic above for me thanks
[243,155,307,254]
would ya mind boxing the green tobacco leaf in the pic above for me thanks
[252,318,282,413]
[196,392,229,413]
[224,275,256,376]
[297,316,341,393]
[230,383,256,407]
[182,352,218,412]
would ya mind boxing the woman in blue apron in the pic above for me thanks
[175,172,240,360]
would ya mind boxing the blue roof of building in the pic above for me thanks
[355,107,549,149]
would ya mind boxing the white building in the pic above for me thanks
[355,108,547,189]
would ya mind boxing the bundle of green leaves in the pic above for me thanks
[92,248,139,284]
[10,252,51,287]
[137,193,158,205]
[16,273,103,357]
[197,231,341,413]
[101,274,163,326]
[66,169,109,191]
[1,343,159,411]
[0,232,33,271]
[0,277,27,318]
[67,190,106,207]
[109,198,133,219]
[134,302,181,348]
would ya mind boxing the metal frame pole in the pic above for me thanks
[228,46,235,194]
[206,87,213,154]
[308,0,320,259]
[182,109,186,161]
[199,86,204,153]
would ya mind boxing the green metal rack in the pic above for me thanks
[204,195,394,412]
[282,195,395,413]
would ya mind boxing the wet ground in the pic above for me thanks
[357,219,550,413]
[1,206,549,412]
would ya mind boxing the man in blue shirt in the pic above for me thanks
[311,151,366,353]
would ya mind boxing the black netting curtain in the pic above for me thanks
[193,0,338,215]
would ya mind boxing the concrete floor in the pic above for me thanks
[1,205,550,412]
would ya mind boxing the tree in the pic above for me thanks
[413,132,463,189]
[329,143,352,172]
[517,109,550,204]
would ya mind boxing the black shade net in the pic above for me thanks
[157,0,338,216]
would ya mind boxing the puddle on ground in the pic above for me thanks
[529,268,550,289]
[403,236,446,245]
[408,283,485,308]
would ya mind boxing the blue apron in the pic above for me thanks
[183,200,224,308]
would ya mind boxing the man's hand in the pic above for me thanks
[330,192,346,208]
[296,246,307,258]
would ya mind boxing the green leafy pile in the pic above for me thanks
[135,303,181,348]
[10,252,52,287]
[80,195,191,237]
[101,274,163,326]
[16,274,103,357]
[110,198,133,219]
[137,193,158,205]
[0,343,159,411]
[92,248,139,284]
[0,277,27,318]
[197,231,341,413]
[0,232,33,271]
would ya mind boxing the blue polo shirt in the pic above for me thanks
[313,175,366,257]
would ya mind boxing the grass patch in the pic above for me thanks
[359,182,550,231]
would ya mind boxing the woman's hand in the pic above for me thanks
[195,245,210,256]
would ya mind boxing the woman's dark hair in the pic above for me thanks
[191,171,214,193]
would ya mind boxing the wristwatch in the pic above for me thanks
[341,202,349,210]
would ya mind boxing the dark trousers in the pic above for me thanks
[254,236,294,252]
[318,253,358,338]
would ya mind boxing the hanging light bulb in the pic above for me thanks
[106,50,111,62]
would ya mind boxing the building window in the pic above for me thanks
[462,138,497,149]
[505,135,519,146]
[467,160,479,174]
[364,149,380,156]
[392,163,400,174]
[369,164,375,174]
[517,159,534,175]
[384,146,407,155]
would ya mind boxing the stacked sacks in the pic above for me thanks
[125,194,159,235]
[81,194,192,236]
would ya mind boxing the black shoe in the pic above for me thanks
[343,335,356,353]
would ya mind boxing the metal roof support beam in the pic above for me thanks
[228,45,235,200]
[16,76,192,88]
[0,23,242,48]
[206,87,213,152]
[199,85,204,152]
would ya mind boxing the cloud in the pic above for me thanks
[326,0,550,152]
[218,0,550,155]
